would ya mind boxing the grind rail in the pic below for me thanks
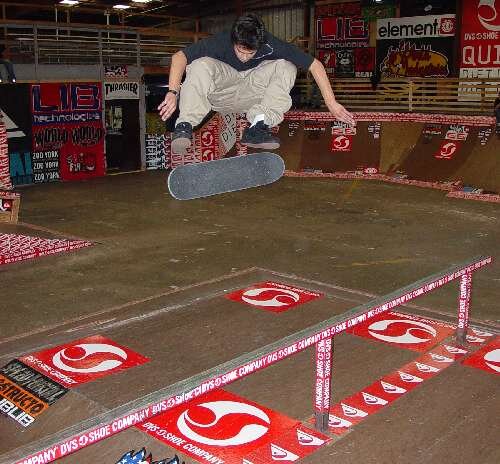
[2,255,493,464]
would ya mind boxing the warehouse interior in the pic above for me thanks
[0,1,499,464]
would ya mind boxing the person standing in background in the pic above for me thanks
[0,45,16,84]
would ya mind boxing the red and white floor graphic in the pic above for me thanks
[225,281,323,313]
[0,233,92,266]
[464,327,495,346]
[462,337,500,375]
[138,389,330,464]
[347,311,456,352]
[322,342,468,435]
[19,335,150,388]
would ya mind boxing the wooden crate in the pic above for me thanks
[0,191,20,223]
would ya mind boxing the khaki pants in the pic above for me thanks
[176,57,297,128]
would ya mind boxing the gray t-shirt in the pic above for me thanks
[182,31,314,72]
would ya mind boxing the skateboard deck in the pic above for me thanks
[167,152,285,200]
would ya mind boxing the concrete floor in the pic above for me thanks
[0,171,499,463]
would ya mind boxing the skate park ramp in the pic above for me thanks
[0,261,498,464]
[275,112,499,193]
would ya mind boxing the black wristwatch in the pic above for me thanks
[168,89,179,97]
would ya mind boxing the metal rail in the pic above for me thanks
[1,255,492,464]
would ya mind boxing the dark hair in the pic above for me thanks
[231,13,265,50]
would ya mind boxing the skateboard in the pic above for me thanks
[167,152,285,200]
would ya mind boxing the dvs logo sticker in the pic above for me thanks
[434,141,460,160]
[20,335,150,387]
[330,134,353,152]
[139,389,304,464]
[226,281,322,313]
[348,311,455,352]
[462,337,500,375]
[368,319,437,344]
[52,343,128,373]
[177,400,270,446]
[478,0,500,31]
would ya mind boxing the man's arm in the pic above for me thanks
[158,50,188,121]
[309,58,355,126]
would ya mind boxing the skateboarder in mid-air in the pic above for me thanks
[158,13,355,154]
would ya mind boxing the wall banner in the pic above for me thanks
[104,81,140,100]
[31,83,105,181]
[376,15,457,78]
[316,7,371,78]
[316,15,370,49]
[376,15,457,40]
[460,0,500,79]
[0,85,33,186]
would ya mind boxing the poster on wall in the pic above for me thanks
[317,50,336,75]
[315,2,361,17]
[376,14,456,78]
[362,1,396,22]
[104,81,140,100]
[0,85,33,186]
[104,65,128,78]
[145,133,170,170]
[31,83,105,181]
[354,47,376,77]
[316,2,372,78]
[459,0,500,99]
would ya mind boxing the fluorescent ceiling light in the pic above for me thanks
[113,4,131,9]
[59,0,79,6]
[132,0,153,3]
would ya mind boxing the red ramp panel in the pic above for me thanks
[396,124,478,182]
[277,117,382,175]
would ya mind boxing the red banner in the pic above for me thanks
[460,0,500,78]
[31,83,105,181]
[315,1,371,78]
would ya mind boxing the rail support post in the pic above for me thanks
[456,271,472,344]
[314,337,333,432]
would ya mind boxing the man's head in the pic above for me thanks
[231,13,265,62]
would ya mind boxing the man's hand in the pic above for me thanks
[326,99,355,126]
[158,92,178,121]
